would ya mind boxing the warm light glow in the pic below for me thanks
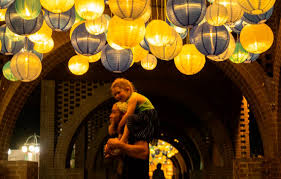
[68,55,89,75]
[85,14,109,35]
[229,42,249,63]
[237,0,275,14]
[215,0,244,23]
[40,0,74,13]
[8,149,11,155]
[206,4,228,26]
[29,145,35,152]
[0,9,6,21]
[69,21,85,39]
[15,0,41,20]
[132,45,149,63]
[88,52,102,63]
[137,3,151,23]
[2,61,18,81]
[28,21,52,44]
[22,146,27,153]
[75,0,104,20]
[141,54,157,70]
[34,37,54,54]
[34,146,40,153]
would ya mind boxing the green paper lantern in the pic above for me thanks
[2,61,18,81]
[229,42,249,64]
[15,0,42,20]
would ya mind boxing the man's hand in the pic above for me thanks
[107,138,123,149]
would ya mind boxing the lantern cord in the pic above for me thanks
[161,0,163,21]
[24,36,28,51]
[156,0,158,20]
[164,0,167,21]
[186,28,190,44]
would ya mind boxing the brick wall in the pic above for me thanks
[0,160,38,179]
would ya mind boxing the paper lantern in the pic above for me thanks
[141,54,157,70]
[71,23,106,56]
[0,0,14,8]
[109,0,149,20]
[166,0,206,28]
[88,52,101,63]
[240,23,273,54]
[242,7,273,24]
[137,3,151,23]
[215,0,244,24]
[33,37,54,53]
[230,19,244,33]
[10,51,42,82]
[68,55,89,75]
[174,44,206,75]
[192,22,230,56]
[237,0,275,14]
[15,0,41,20]
[2,61,18,81]
[132,44,149,63]
[107,16,145,49]
[44,6,75,31]
[229,42,249,63]
[40,0,74,13]
[85,14,109,35]
[140,38,150,51]
[5,3,43,35]
[75,0,104,20]
[145,20,176,47]
[74,9,85,25]
[101,44,133,73]
[28,21,52,44]
[69,21,85,39]
[244,53,259,63]
[169,22,188,40]
[206,4,228,26]
[0,8,6,21]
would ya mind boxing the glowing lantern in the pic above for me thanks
[10,51,42,82]
[237,0,275,14]
[34,37,54,53]
[145,20,176,47]
[137,4,151,23]
[229,42,249,63]
[0,9,6,21]
[132,45,148,63]
[74,10,85,25]
[244,53,259,63]
[230,19,245,33]
[15,0,41,20]
[101,44,133,73]
[88,52,101,63]
[174,44,206,75]
[205,4,228,26]
[68,55,89,75]
[141,54,157,70]
[215,0,244,24]
[169,22,188,40]
[75,0,104,20]
[69,21,85,39]
[192,22,230,56]
[140,38,150,51]
[28,21,52,44]
[44,6,75,31]
[242,7,273,24]
[0,0,14,8]
[166,0,206,28]
[240,23,273,54]
[2,61,18,81]
[40,0,74,13]
[109,0,149,20]
[85,14,109,35]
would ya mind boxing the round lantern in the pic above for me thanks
[166,0,206,28]
[88,52,101,63]
[85,14,109,35]
[192,22,230,56]
[208,32,235,61]
[230,19,245,34]
[145,20,176,47]
[74,9,85,25]
[229,42,249,63]
[242,7,273,24]
[28,21,52,44]
[71,23,106,56]
[5,3,43,35]
[10,51,42,82]
[215,0,244,24]
[169,22,188,40]
[2,61,18,81]
[237,0,275,14]
[174,44,206,75]
[44,6,75,32]
[40,0,74,13]
[75,0,104,20]
[205,4,228,26]
[137,3,151,23]
[132,44,149,63]
[0,9,6,21]
[109,0,149,20]
[33,37,54,53]
[244,53,259,63]
[107,16,145,49]
[0,0,14,9]
[68,55,89,75]
[140,38,150,51]
[149,31,183,61]
[141,54,157,70]
[101,44,133,73]
[69,21,85,39]
[240,23,273,54]
[15,0,41,20]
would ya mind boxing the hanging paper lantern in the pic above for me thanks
[88,52,101,63]
[5,3,43,35]
[44,6,75,32]
[132,44,149,63]
[75,0,104,20]
[137,3,151,23]
[141,54,157,70]
[0,9,6,21]
[85,14,109,35]
[2,61,18,81]
[229,42,249,63]
[166,0,206,28]
[68,55,89,75]
[15,0,41,20]
[169,23,188,40]
[0,0,14,9]
[107,16,145,49]
[33,37,54,53]
[28,21,52,44]
[71,23,106,56]
[244,53,259,63]
[205,4,228,26]
[192,22,230,56]
[109,0,149,20]
[240,23,273,54]
[242,7,273,24]
[149,31,182,61]
[10,51,42,82]
[174,44,206,75]
[145,20,176,47]
[74,9,85,25]
[69,21,85,39]
[140,38,150,51]
[237,0,275,15]
[101,44,133,73]
[40,0,74,13]
[215,0,244,24]
[230,19,244,33]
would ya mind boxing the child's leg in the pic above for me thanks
[120,124,129,143]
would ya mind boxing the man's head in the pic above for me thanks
[110,102,128,124]
[157,163,162,169]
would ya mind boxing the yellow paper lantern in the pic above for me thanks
[237,0,275,14]
[137,3,151,23]
[28,21,52,44]
[145,20,176,47]
[88,52,101,63]
[34,37,54,54]
[174,44,206,75]
[206,4,228,26]
[0,9,6,21]
[85,14,109,35]
[40,0,74,13]
[107,16,145,49]
[68,55,89,75]
[132,45,149,63]
[75,0,104,20]
[70,21,85,39]
[141,54,157,70]
[240,23,273,54]
[215,0,244,24]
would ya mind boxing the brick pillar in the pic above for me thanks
[75,125,86,168]
[40,80,56,179]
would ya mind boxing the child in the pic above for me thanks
[111,78,159,144]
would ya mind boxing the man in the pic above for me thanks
[153,163,165,179]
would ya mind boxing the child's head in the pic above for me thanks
[111,78,135,102]
[110,102,128,124]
